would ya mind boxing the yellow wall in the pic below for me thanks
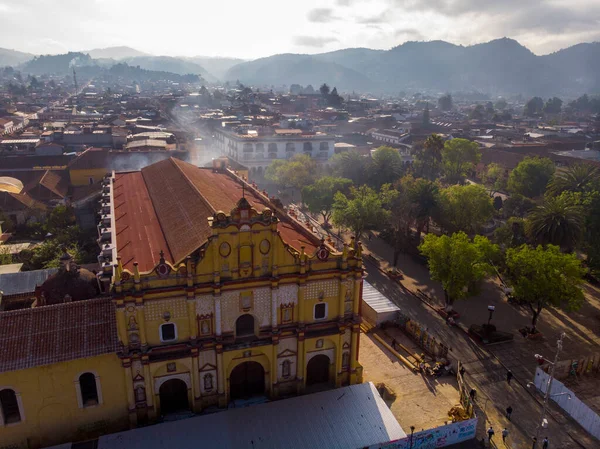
[69,168,107,186]
[0,354,129,449]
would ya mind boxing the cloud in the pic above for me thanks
[336,0,355,5]
[394,28,425,40]
[293,35,339,47]
[307,8,338,23]
[356,11,388,24]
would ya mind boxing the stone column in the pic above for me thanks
[216,344,226,407]
[116,304,129,346]
[353,276,362,316]
[123,360,137,427]
[297,284,306,325]
[271,335,279,398]
[142,359,156,420]
[338,276,347,320]
[335,329,344,387]
[187,297,197,340]
[350,324,360,385]
[136,305,147,347]
[214,295,222,336]
[191,350,201,412]
[296,331,305,394]
[271,288,278,329]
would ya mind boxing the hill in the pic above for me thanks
[121,56,216,82]
[225,54,373,91]
[86,46,148,59]
[22,52,95,75]
[185,56,245,80]
[0,48,34,67]
[225,38,600,96]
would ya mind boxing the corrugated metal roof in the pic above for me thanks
[0,268,58,296]
[362,281,401,314]
[98,382,405,449]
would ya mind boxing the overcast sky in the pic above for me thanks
[1,0,599,58]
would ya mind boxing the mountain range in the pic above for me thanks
[1,39,599,96]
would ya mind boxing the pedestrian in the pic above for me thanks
[506,405,513,420]
[487,426,495,442]
[391,338,397,350]
[368,233,372,241]
[502,428,508,443]
[506,369,513,385]
[469,388,477,401]
[542,436,549,449]
[459,366,466,377]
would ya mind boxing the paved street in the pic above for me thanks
[358,234,600,448]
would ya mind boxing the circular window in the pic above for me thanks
[259,239,271,255]
[156,263,170,277]
[219,242,231,257]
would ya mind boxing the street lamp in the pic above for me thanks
[409,426,415,449]
[531,332,565,449]
[487,305,495,326]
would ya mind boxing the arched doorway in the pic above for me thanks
[229,361,265,400]
[306,354,331,386]
[159,379,189,415]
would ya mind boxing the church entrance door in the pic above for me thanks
[306,354,331,386]
[159,379,189,415]
[229,361,265,400]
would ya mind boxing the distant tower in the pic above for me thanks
[73,67,78,96]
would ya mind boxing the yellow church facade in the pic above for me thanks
[0,158,364,448]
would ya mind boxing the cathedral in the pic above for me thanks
[0,157,364,448]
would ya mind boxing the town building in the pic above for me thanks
[0,157,364,448]
[213,127,335,178]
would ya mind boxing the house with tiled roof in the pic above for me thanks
[0,190,48,225]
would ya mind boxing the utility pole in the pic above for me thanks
[532,332,565,449]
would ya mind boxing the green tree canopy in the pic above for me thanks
[438,94,453,111]
[419,232,498,309]
[505,244,585,330]
[302,176,352,225]
[265,154,317,203]
[332,185,395,240]
[526,195,584,251]
[507,156,555,198]
[543,97,563,114]
[502,193,536,218]
[441,138,481,184]
[319,83,330,97]
[368,146,404,188]
[470,104,485,120]
[413,134,443,180]
[438,184,494,234]
[547,163,600,197]
[524,97,544,116]
[482,163,508,195]
[330,150,369,185]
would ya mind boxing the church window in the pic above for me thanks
[204,373,214,391]
[236,314,255,338]
[160,323,177,342]
[0,388,22,425]
[200,318,212,336]
[314,302,327,320]
[282,360,291,378]
[281,304,293,324]
[79,373,99,407]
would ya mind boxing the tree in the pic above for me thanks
[368,146,404,188]
[332,185,395,241]
[438,184,494,234]
[422,102,430,127]
[470,104,485,120]
[485,101,494,115]
[302,177,352,225]
[524,97,544,116]
[265,154,317,203]
[419,232,498,310]
[406,177,440,237]
[330,150,369,185]
[493,217,527,248]
[502,194,536,218]
[438,94,452,111]
[526,196,584,251]
[544,97,563,114]
[413,134,443,180]
[495,98,508,110]
[441,138,481,184]
[547,163,600,197]
[319,83,330,97]
[482,163,508,195]
[508,157,555,198]
[329,87,343,107]
[505,244,585,331]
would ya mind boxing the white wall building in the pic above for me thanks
[213,127,336,178]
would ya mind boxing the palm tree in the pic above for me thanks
[547,163,600,196]
[409,179,439,237]
[526,196,584,251]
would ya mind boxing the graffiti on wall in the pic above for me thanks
[369,417,478,449]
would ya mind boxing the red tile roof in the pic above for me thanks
[115,158,320,272]
[114,171,173,271]
[0,298,119,373]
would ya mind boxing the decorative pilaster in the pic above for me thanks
[187,297,197,341]
[298,283,306,325]
[271,287,278,329]
[336,328,344,387]
[136,304,147,347]
[191,350,201,412]
[350,324,360,385]
[142,357,156,420]
[296,331,305,394]
[338,275,347,321]
[123,360,136,427]
[116,304,129,346]
[216,344,226,407]
[214,294,222,336]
